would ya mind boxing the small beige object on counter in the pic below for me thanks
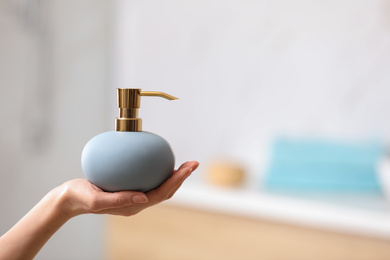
[206,159,245,187]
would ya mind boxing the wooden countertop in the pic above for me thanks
[107,204,390,260]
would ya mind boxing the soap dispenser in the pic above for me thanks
[81,88,177,192]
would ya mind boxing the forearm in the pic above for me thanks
[0,188,70,260]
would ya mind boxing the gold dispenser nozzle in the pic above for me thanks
[115,88,178,132]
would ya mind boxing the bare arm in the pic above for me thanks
[0,161,199,260]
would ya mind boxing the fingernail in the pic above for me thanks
[132,195,148,204]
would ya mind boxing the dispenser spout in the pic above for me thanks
[140,91,178,100]
[115,88,178,132]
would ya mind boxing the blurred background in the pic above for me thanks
[2,0,390,259]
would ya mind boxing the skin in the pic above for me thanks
[0,161,199,260]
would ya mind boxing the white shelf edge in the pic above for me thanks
[167,182,390,239]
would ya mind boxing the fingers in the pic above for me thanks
[165,167,192,199]
[166,161,200,198]
[147,161,199,204]
[89,191,148,213]
[177,161,199,171]
[161,161,199,195]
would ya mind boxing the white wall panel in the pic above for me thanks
[113,0,390,184]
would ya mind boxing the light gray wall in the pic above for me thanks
[113,0,390,186]
[0,0,111,259]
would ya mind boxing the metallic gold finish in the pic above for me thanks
[115,88,178,132]
[116,118,142,132]
[120,108,138,118]
[140,91,178,100]
[118,89,141,108]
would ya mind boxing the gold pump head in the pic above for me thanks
[115,88,178,132]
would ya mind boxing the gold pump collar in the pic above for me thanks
[115,88,178,132]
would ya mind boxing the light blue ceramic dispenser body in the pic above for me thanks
[81,89,177,192]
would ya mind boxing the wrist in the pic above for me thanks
[51,182,84,219]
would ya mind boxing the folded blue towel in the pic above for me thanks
[264,137,385,192]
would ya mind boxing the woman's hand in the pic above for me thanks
[57,161,199,218]
[0,161,199,260]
